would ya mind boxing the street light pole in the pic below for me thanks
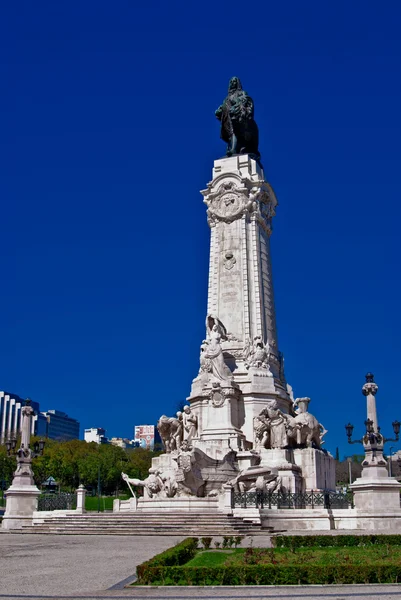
[347,457,352,486]
[389,446,394,477]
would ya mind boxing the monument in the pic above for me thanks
[121,77,335,510]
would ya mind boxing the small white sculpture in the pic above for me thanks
[157,413,184,453]
[183,406,198,441]
[122,470,177,499]
[204,315,234,383]
[292,397,326,449]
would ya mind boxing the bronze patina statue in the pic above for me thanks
[215,77,260,159]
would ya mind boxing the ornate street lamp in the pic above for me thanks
[5,399,45,460]
[344,374,399,473]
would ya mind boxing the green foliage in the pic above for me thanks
[201,537,212,550]
[135,537,401,586]
[11,438,162,495]
[136,538,198,583]
[136,563,401,586]
[271,534,401,549]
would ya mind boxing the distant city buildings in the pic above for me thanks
[41,410,80,441]
[0,391,79,443]
[84,427,108,444]
[109,437,136,449]
[134,425,156,450]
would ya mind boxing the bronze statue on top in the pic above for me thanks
[215,77,260,160]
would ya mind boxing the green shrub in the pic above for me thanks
[136,538,198,583]
[136,563,401,586]
[272,534,401,549]
[201,537,212,550]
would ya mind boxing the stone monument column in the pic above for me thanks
[190,154,291,444]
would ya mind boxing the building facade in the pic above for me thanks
[41,410,80,441]
[0,392,79,443]
[84,427,108,444]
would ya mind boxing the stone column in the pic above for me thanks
[76,484,86,514]
[193,155,292,444]
[1,402,41,531]
[351,374,401,516]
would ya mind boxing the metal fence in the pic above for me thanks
[37,492,77,511]
[232,489,354,510]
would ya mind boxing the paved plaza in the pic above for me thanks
[0,534,400,600]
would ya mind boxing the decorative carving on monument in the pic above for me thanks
[223,251,236,270]
[173,442,204,497]
[244,336,272,375]
[183,406,198,441]
[157,413,184,453]
[198,340,212,375]
[205,182,249,224]
[210,383,225,408]
[228,465,282,494]
[204,315,234,384]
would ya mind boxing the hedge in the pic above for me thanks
[272,534,401,549]
[136,538,199,581]
[136,564,401,586]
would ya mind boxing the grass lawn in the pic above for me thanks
[186,546,401,567]
[85,495,129,511]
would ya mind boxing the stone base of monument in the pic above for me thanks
[351,474,401,512]
[259,507,401,531]
[292,448,336,491]
[259,448,303,493]
[136,496,220,512]
[1,484,41,530]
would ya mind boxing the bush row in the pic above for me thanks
[272,534,401,548]
[136,537,198,580]
[136,564,401,586]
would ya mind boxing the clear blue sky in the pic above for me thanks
[2,1,400,459]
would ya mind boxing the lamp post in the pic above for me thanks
[344,374,400,476]
[347,457,352,486]
[388,446,394,477]
[1,399,45,530]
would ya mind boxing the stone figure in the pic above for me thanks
[204,315,233,383]
[215,77,260,159]
[157,413,183,453]
[291,397,325,448]
[266,407,289,448]
[183,406,198,441]
[228,465,281,494]
[122,470,177,499]
[122,470,164,499]
[254,404,301,450]
[253,414,270,450]
[198,340,212,375]
[244,335,271,372]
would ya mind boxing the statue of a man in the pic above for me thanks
[215,77,260,159]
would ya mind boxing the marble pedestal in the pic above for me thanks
[351,468,401,512]
[259,448,302,493]
[1,482,40,530]
[292,448,336,491]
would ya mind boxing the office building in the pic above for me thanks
[41,409,80,441]
[84,427,108,444]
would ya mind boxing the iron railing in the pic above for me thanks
[232,489,354,509]
[38,492,77,511]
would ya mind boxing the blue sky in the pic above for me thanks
[2,1,400,459]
